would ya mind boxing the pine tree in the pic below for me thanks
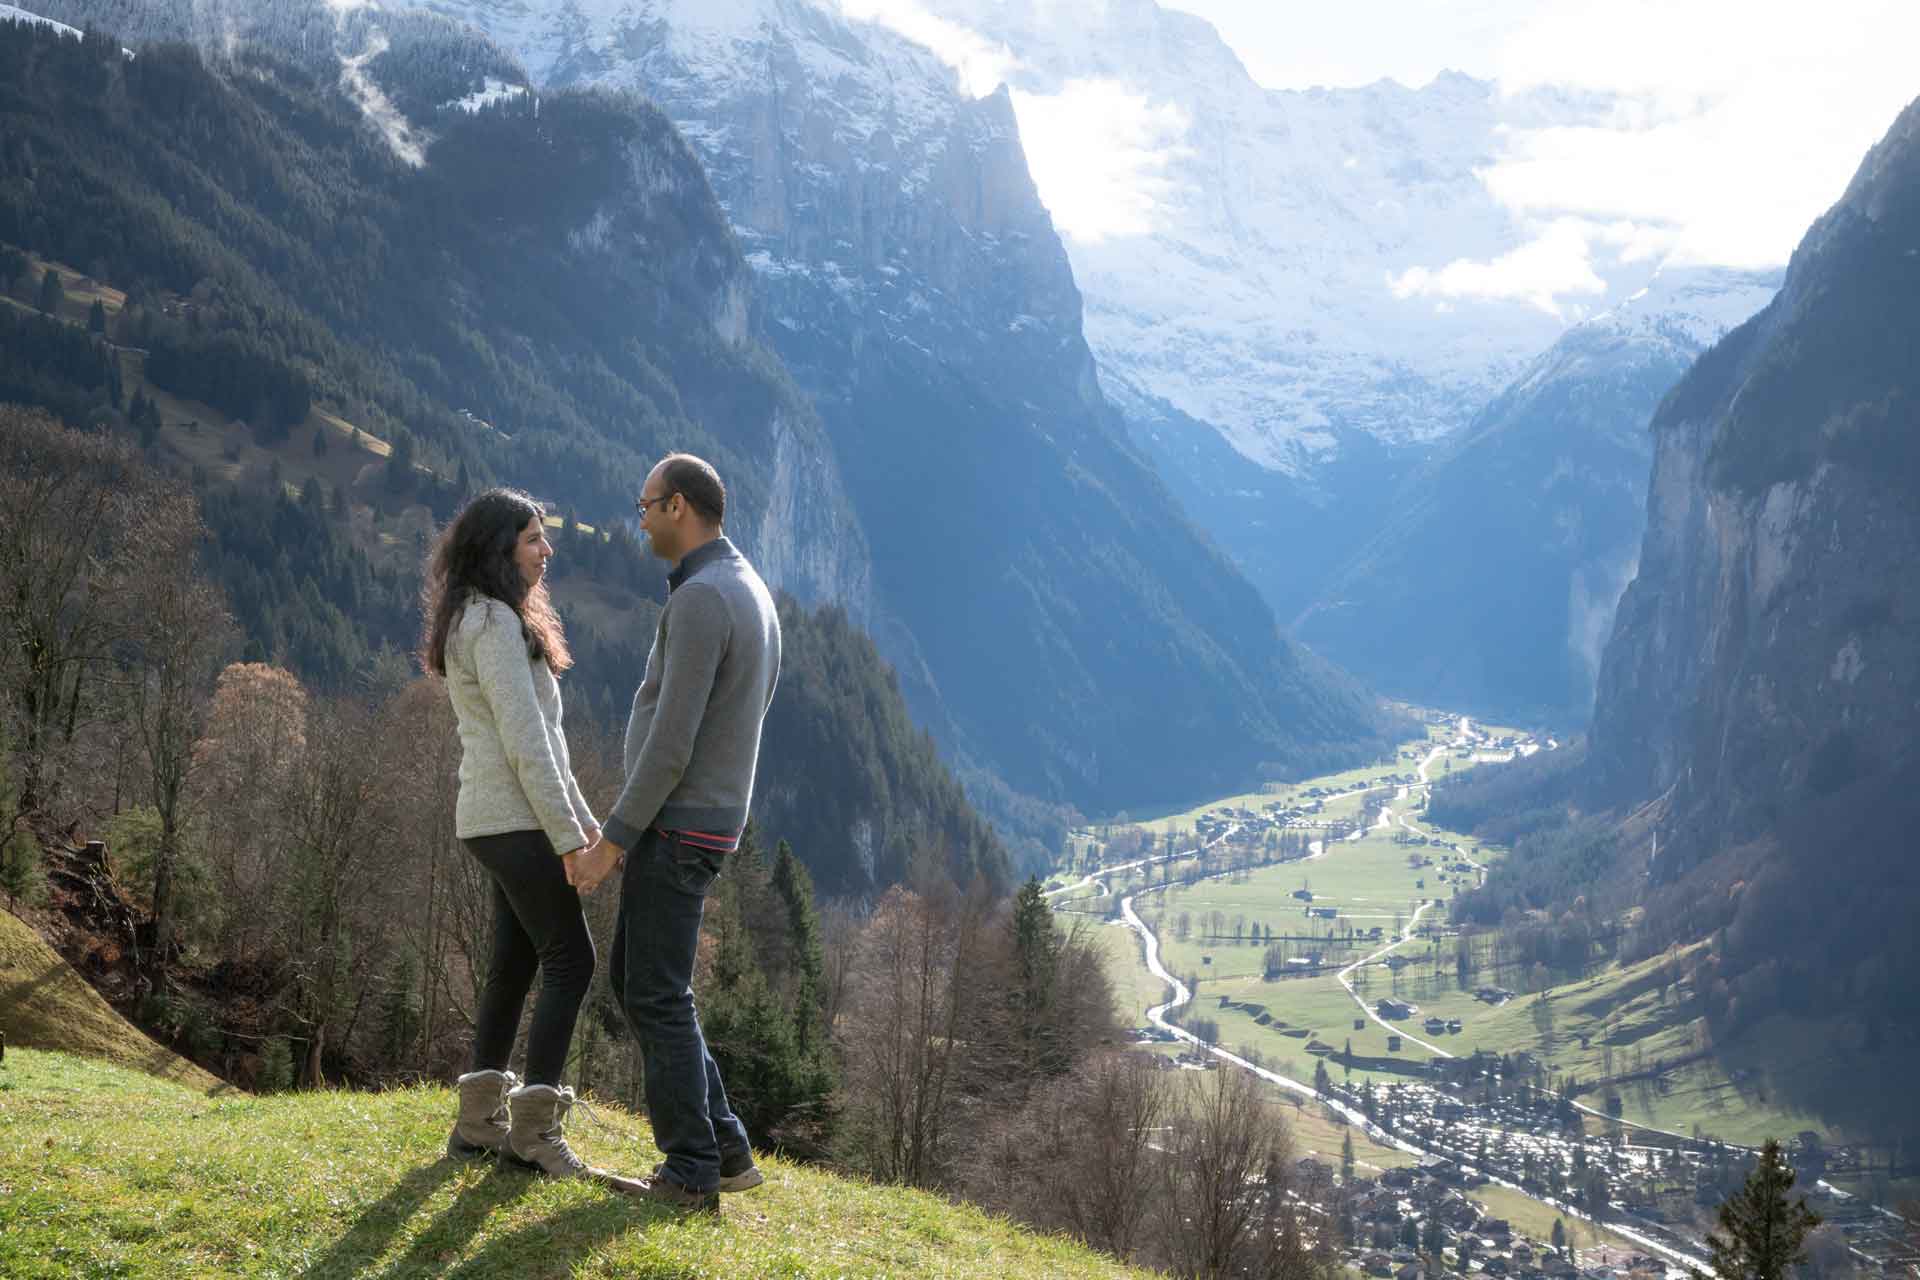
[88,298,107,334]
[386,432,415,493]
[378,957,421,1066]
[1696,1139,1820,1280]
[1341,1128,1355,1185]
[313,426,329,458]
[1008,876,1062,1073]
[258,1036,294,1093]
[770,839,826,1055]
[129,390,156,447]
[699,838,831,1147]
[36,267,63,315]
[0,830,44,907]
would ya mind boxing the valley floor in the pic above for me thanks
[1063,714,1920,1274]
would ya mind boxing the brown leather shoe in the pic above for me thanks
[651,1156,762,1193]
[617,1173,721,1215]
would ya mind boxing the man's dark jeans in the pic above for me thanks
[610,827,750,1193]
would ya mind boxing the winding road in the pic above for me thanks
[1063,718,1708,1274]
[1111,871,1705,1273]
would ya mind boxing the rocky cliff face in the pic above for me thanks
[1298,267,1778,726]
[428,0,1404,812]
[1589,96,1920,873]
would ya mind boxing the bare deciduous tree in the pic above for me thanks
[192,662,308,961]
[0,408,157,836]
[1036,1050,1169,1260]
[1157,1065,1304,1280]
[124,496,236,982]
[280,695,405,1085]
[834,878,990,1186]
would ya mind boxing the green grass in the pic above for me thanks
[0,1048,1152,1279]
[1145,833,1442,969]
[1088,920,1172,1025]
[1437,961,1850,1146]
[1469,1185,1629,1255]
[0,909,221,1093]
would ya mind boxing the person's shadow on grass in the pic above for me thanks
[433,1194,675,1280]
[291,1158,476,1280]
[295,1159,677,1280]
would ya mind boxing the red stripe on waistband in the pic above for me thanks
[657,826,741,852]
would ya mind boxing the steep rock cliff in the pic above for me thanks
[1582,96,1920,1059]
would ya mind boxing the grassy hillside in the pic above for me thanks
[0,1048,1150,1279]
[0,909,220,1093]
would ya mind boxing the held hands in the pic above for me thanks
[563,832,623,895]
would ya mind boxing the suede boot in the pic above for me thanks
[446,1068,517,1160]
[503,1083,593,1177]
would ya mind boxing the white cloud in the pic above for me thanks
[1480,0,1920,269]
[1172,0,1920,297]
[838,1,1188,242]
[1010,79,1191,242]
[1388,218,1608,317]
[837,0,1021,97]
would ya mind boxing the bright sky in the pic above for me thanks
[842,0,1920,307]
[1166,0,1920,271]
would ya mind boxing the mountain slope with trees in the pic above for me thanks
[0,16,1011,890]
[0,9,871,608]
[423,0,1411,816]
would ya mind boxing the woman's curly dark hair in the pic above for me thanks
[419,487,571,676]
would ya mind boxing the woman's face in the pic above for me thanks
[513,515,553,588]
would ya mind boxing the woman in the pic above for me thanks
[420,487,604,1178]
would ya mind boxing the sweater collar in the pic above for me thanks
[668,535,736,593]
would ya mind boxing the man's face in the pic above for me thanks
[636,463,682,562]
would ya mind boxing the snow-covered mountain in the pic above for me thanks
[421,0,1406,813]
[910,0,1656,474]
[1297,265,1779,724]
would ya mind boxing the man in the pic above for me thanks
[572,452,780,1214]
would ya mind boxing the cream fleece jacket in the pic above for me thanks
[444,597,594,854]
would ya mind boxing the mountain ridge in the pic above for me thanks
[1296,264,1779,724]
[423,0,1409,813]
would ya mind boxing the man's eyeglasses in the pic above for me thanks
[635,492,677,517]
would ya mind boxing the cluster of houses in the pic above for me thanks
[1372,1000,1466,1036]
[1343,1160,1672,1280]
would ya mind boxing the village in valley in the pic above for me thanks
[1052,714,1920,1280]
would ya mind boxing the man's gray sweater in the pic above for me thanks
[602,536,781,852]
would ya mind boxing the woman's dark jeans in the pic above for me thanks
[463,829,595,1087]
[609,827,750,1193]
